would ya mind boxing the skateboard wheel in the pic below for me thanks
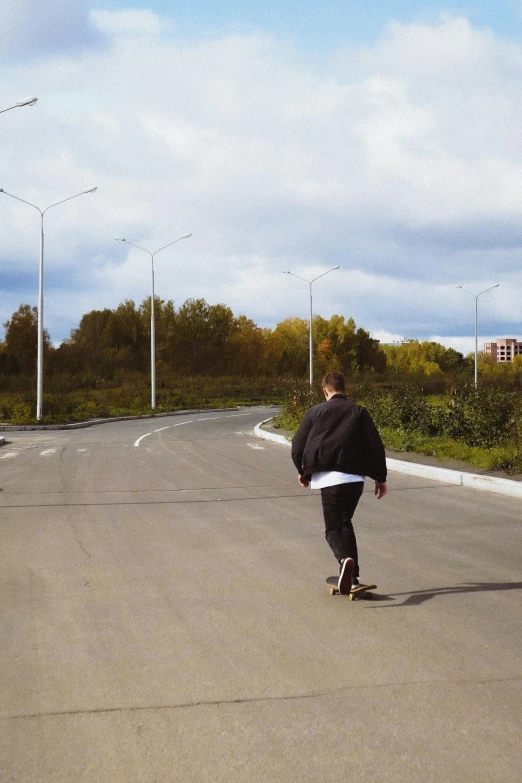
[329,588,335,595]
[349,593,355,601]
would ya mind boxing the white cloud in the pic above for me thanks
[372,330,504,358]
[91,9,173,36]
[427,335,500,357]
[1,14,522,345]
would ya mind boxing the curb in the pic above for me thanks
[254,419,522,501]
[0,407,250,433]
[254,418,292,446]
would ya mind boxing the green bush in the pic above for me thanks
[438,385,519,448]
[376,426,427,453]
[362,386,435,435]
[276,380,522,474]
[11,401,33,423]
[272,381,323,431]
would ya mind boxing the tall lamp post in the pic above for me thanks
[284,266,340,385]
[0,186,97,420]
[456,283,499,388]
[114,233,192,409]
[0,97,38,114]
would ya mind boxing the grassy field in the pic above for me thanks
[0,376,283,425]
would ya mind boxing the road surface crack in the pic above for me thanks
[4,675,521,722]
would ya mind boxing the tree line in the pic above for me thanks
[1,298,387,382]
[3,297,520,388]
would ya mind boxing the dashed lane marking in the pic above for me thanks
[134,420,193,448]
[134,432,153,448]
[0,452,18,459]
[40,449,57,456]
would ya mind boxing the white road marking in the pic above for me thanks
[154,426,170,432]
[0,452,17,459]
[134,420,193,447]
[197,416,222,421]
[77,449,87,452]
[226,412,253,417]
[247,443,264,450]
[39,449,56,456]
[134,432,152,447]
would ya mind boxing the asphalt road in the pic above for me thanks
[1,407,521,782]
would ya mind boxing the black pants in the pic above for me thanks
[320,482,364,578]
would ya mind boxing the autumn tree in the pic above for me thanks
[64,301,148,378]
[257,328,284,376]
[225,315,265,376]
[2,304,52,375]
[139,297,177,369]
[109,300,148,372]
[382,340,467,377]
[478,353,522,382]
[272,317,309,377]
[171,299,236,375]
[68,307,114,371]
[313,315,385,376]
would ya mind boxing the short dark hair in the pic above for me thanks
[322,372,345,393]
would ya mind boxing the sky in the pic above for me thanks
[1,1,522,356]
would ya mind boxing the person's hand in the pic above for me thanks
[298,475,309,488]
[375,481,387,499]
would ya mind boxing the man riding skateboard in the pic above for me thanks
[291,372,387,594]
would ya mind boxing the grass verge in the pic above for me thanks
[272,421,521,475]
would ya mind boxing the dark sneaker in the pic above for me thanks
[351,577,360,589]
[338,558,354,595]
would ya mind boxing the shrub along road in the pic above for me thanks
[1,408,521,782]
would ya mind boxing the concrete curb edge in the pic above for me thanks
[0,407,249,433]
[254,418,522,500]
[254,418,292,446]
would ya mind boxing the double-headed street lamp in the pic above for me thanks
[284,266,340,385]
[0,97,38,115]
[456,283,499,388]
[114,234,192,410]
[0,186,97,420]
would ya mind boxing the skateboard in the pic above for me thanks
[326,576,377,600]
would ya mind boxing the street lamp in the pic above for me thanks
[456,284,499,388]
[0,97,38,114]
[0,186,97,420]
[284,266,340,384]
[114,233,192,409]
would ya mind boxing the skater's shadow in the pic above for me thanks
[373,581,522,607]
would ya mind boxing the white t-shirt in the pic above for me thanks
[310,470,365,489]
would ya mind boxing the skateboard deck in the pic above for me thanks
[326,576,377,600]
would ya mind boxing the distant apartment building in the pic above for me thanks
[483,338,522,363]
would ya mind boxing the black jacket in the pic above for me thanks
[291,394,387,482]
